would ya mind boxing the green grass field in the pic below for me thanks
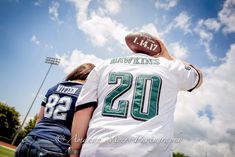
[0,145,15,157]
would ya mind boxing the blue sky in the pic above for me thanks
[0,0,235,156]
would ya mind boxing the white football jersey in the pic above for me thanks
[75,53,200,157]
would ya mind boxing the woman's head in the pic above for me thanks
[65,63,95,82]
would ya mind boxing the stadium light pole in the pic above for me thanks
[11,57,60,145]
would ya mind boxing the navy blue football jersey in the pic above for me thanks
[28,81,83,149]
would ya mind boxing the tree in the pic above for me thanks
[14,115,37,145]
[23,115,37,136]
[173,152,189,157]
[0,102,20,143]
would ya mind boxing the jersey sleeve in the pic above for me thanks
[171,60,200,92]
[75,66,99,111]
[41,96,47,107]
[41,89,51,107]
[41,85,56,107]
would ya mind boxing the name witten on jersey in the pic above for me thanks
[56,84,79,94]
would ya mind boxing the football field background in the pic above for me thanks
[0,145,15,157]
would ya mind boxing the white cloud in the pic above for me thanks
[49,1,63,24]
[56,49,104,74]
[81,12,129,47]
[194,19,218,62]
[102,0,122,15]
[173,11,192,34]
[170,42,188,59]
[69,0,129,47]
[31,35,40,45]
[195,20,213,42]
[175,140,233,157]
[31,35,53,49]
[163,11,222,62]
[195,18,221,33]
[163,11,192,35]
[206,43,235,83]
[140,23,161,38]
[106,47,113,53]
[155,0,179,10]
[163,12,220,62]
[204,42,218,62]
[33,0,42,6]
[68,0,165,53]
[174,43,235,156]
[219,0,235,33]
[190,0,235,62]
[203,18,221,32]
[68,0,90,22]
[34,0,42,6]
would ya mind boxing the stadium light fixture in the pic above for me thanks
[11,57,60,145]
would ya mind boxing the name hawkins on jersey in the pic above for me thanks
[110,57,160,65]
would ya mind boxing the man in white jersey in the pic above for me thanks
[69,32,203,157]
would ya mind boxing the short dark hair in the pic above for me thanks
[65,63,95,81]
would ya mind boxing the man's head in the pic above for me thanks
[125,32,161,56]
[65,63,95,82]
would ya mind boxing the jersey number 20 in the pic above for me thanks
[102,72,161,121]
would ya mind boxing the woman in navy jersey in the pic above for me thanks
[15,63,95,157]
